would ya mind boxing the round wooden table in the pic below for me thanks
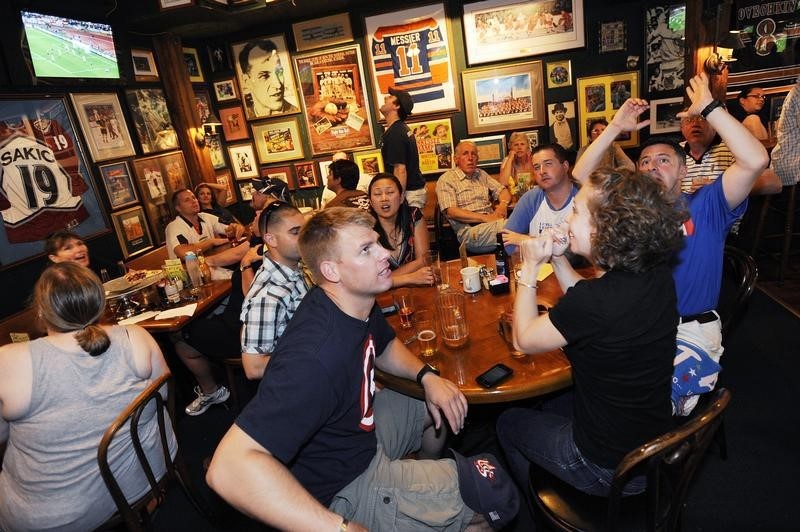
[377,255,579,404]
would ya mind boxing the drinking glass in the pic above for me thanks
[393,288,415,329]
[425,250,443,287]
[498,308,526,359]
[414,309,437,359]
[435,290,469,348]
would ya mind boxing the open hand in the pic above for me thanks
[610,98,651,133]
[678,72,714,119]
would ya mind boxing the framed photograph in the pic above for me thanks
[353,149,384,177]
[521,129,539,151]
[206,133,227,169]
[261,165,292,186]
[215,171,236,206]
[183,47,205,83]
[407,117,454,174]
[293,161,319,190]
[238,180,256,201]
[251,117,305,164]
[293,13,353,52]
[645,4,686,94]
[649,96,684,134]
[462,0,585,65]
[111,206,154,259]
[193,89,212,124]
[158,0,194,10]
[546,60,572,89]
[364,3,460,117]
[228,143,259,179]
[462,61,546,135]
[231,34,301,121]
[317,159,334,189]
[213,79,238,102]
[207,42,232,72]
[132,151,191,244]
[599,20,626,53]
[125,88,179,154]
[547,101,578,152]
[576,71,640,148]
[0,96,109,269]
[131,48,159,81]
[99,161,138,210]
[218,106,249,141]
[69,93,136,162]
[466,134,507,168]
[293,44,375,156]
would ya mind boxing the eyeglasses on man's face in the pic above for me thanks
[747,94,766,100]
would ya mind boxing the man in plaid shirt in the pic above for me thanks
[239,201,309,380]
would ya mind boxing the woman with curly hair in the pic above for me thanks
[497,168,687,498]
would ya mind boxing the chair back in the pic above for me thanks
[434,204,461,260]
[718,246,758,337]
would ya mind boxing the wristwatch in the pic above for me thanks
[416,364,440,386]
[700,99,725,119]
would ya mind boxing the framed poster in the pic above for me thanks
[546,60,572,89]
[548,101,578,151]
[251,118,305,164]
[599,20,626,53]
[576,71,640,148]
[131,151,191,244]
[69,93,136,162]
[364,3,460,117]
[99,161,138,210]
[193,89,212,124]
[462,0,585,65]
[215,170,236,206]
[131,48,159,81]
[213,79,238,102]
[111,206,154,259]
[645,4,686,94]
[182,47,205,82]
[125,88,179,154]
[649,96,684,134]
[219,106,248,141]
[407,117,454,174]
[231,34,301,121]
[466,134,507,167]
[293,44,375,156]
[206,133,227,169]
[293,161,319,189]
[293,13,353,52]
[0,96,108,269]
[228,143,259,179]
[462,61,546,135]
[353,149,384,177]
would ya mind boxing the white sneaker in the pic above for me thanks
[185,385,230,416]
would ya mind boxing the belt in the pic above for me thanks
[679,311,718,324]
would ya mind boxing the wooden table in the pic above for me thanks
[136,280,232,334]
[377,255,577,404]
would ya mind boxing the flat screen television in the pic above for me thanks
[21,10,120,80]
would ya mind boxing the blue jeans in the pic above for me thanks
[496,391,644,498]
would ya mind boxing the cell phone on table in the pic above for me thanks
[476,363,514,388]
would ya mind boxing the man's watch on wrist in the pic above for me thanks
[700,99,725,119]
[416,363,440,386]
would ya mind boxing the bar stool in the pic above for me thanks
[750,183,799,283]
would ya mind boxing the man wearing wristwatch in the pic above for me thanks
[573,72,769,416]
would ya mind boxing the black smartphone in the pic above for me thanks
[380,304,398,316]
[476,363,514,388]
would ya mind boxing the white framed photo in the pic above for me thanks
[650,97,684,134]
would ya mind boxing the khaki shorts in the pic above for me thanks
[329,389,473,531]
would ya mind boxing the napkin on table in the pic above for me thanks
[154,303,197,320]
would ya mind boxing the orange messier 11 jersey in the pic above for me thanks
[372,17,450,104]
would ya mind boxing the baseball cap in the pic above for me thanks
[251,177,289,202]
[388,87,414,118]
[450,450,520,530]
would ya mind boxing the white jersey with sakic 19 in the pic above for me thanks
[0,134,88,243]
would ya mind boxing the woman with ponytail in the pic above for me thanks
[0,262,176,531]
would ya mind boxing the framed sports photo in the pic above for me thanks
[132,151,191,244]
[251,117,305,164]
[649,97,684,134]
[218,106,249,141]
[645,4,686,94]
[228,143,259,179]
[125,88,179,154]
[215,170,236,206]
[182,47,205,82]
[213,79,238,102]
[193,89,212,124]
[576,71,640,148]
[111,206,154,259]
[599,20,626,53]
[293,161,319,190]
[70,93,136,162]
[206,133,227,170]
[131,48,159,81]
[99,161,138,210]
[546,60,572,89]
[406,117,454,174]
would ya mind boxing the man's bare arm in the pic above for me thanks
[241,353,270,380]
[393,162,408,191]
[173,237,228,260]
[444,206,503,224]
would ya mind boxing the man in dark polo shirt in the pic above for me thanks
[379,87,426,209]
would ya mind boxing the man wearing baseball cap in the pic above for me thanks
[380,87,427,208]
[250,176,290,210]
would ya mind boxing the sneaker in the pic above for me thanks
[185,385,230,416]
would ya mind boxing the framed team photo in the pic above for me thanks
[406,117,454,174]
[131,48,159,81]
[111,206,154,259]
[98,161,138,210]
[70,93,136,163]
[228,143,259,179]
[213,79,238,102]
[218,105,249,141]
[649,96,684,134]
[293,44,375,156]
[231,34,301,121]
[251,117,305,164]
[293,13,353,52]
[293,161,319,190]
[0,95,109,270]
[125,88,179,154]
[576,71,640,148]
[132,151,191,244]
[364,3,460,118]
[182,47,205,83]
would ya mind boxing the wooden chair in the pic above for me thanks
[528,388,731,532]
[750,183,799,283]
[95,373,208,531]
[718,246,758,338]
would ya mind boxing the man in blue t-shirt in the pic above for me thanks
[573,72,769,416]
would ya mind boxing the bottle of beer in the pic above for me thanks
[495,233,510,279]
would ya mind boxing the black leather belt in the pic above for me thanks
[680,311,718,324]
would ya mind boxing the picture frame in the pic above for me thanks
[292,13,353,52]
[251,117,305,164]
[547,101,578,152]
[0,95,109,270]
[462,60,546,135]
[158,0,194,11]
[213,79,238,102]
[215,170,236,206]
[364,3,460,117]
[182,47,205,83]
[406,117,454,174]
[131,48,159,81]
[546,60,572,89]
[293,44,375,156]
[317,159,334,189]
[462,0,585,65]
[99,161,138,210]
[193,88,212,124]
[207,42,232,73]
[125,88,179,154]
[576,71,640,148]
[132,151,191,244]
[111,206,154,259]
[649,96,684,134]
[520,129,540,151]
[466,134,507,168]
[218,106,249,141]
[69,93,136,162]
[261,165,292,187]
[293,161,319,190]
[206,133,227,169]
[231,34,301,121]
[238,180,256,201]
[353,149,384,177]
[228,143,259,180]
[599,20,626,53]
[645,4,686,94]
